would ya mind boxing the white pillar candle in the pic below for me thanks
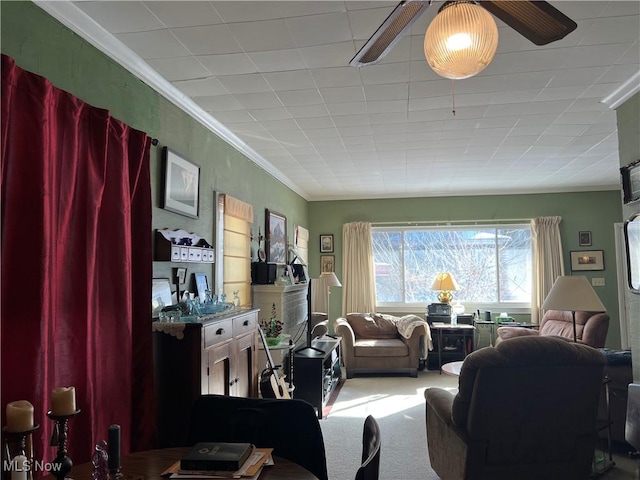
[10,455,28,480]
[51,387,76,416]
[6,401,34,432]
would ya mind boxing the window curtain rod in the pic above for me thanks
[372,218,530,227]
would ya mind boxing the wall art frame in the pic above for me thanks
[621,158,640,205]
[321,255,335,273]
[266,209,287,265]
[194,272,209,300]
[570,250,604,271]
[162,147,200,218]
[578,231,592,247]
[320,234,334,253]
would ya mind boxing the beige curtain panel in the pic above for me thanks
[531,216,564,323]
[223,194,254,222]
[342,222,376,315]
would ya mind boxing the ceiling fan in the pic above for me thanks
[349,0,577,68]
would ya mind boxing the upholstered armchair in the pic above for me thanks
[496,309,609,348]
[425,336,606,480]
[335,313,429,378]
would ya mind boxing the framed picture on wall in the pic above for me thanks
[320,234,334,253]
[578,231,592,247]
[266,209,287,265]
[570,250,604,271]
[621,159,640,204]
[162,147,200,218]
[321,255,335,273]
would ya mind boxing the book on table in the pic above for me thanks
[180,443,253,472]
[164,447,273,479]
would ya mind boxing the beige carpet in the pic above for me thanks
[320,370,457,480]
[319,370,639,480]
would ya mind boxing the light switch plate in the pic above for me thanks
[592,278,605,287]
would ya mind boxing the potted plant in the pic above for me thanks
[261,303,286,346]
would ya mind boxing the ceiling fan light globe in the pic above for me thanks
[424,1,499,80]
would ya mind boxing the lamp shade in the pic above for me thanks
[542,276,606,312]
[321,271,342,288]
[431,272,458,291]
[424,1,499,80]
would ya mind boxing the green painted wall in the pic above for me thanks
[1,1,308,302]
[309,191,624,348]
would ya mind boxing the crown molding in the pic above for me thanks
[34,1,307,200]
[601,71,640,110]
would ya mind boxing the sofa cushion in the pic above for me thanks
[354,338,408,357]
[347,313,399,339]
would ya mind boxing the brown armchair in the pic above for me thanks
[425,336,606,480]
[496,309,609,348]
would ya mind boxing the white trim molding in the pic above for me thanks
[601,71,640,110]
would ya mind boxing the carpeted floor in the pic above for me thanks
[319,369,639,480]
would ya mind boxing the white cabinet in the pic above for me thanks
[252,284,308,345]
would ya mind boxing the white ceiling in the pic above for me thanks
[43,1,640,201]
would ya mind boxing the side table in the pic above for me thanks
[428,324,475,372]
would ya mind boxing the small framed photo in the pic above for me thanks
[320,234,334,253]
[578,231,592,247]
[266,209,287,265]
[321,255,335,273]
[162,147,200,218]
[570,250,604,271]
[194,272,209,300]
[621,159,640,204]
[174,267,187,284]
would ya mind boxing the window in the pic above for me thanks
[372,225,532,310]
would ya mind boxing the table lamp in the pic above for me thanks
[431,272,458,304]
[320,272,341,331]
[542,275,606,343]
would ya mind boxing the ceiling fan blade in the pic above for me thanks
[478,1,577,45]
[349,0,431,67]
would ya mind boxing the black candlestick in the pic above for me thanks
[3,424,40,480]
[107,424,121,478]
[47,409,80,480]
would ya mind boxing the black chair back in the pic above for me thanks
[355,415,381,480]
[188,395,328,480]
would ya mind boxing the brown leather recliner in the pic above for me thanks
[496,310,609,348]
[425,336,606,480]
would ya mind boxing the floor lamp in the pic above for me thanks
[320,272,341,333]
[542,276,606,342]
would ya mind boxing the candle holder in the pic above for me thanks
[47,409,80,480]
[2,425,40,480]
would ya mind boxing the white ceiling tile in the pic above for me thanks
[197,53,257,76]
[367,100,407,114]
[287,13,352,48]
[234,92,282,110]
[211,110,257,123]
[143,2,223,28]
[217,74,271,94]
[172,77,230,97]
[264,70,316,91]
[296,117,335,130]
[361,63,412,85]
[327,102,368,116]
[310,66,363,88]
[228,19,296,52]
[249,108,292,121]
[171,24,242,55]
[115,30,190,59]
[282,1,346,17]
[213,1,288,23]
[75,1,163,33]
[193,94,243,111]
[320,86,365,104]
[247,50,307,72]
[563,43,634,68]
[146,57,210,81]
[299,42,357,69]
[287,104,330,118]
[579,15,640,45]
[277,89,324,107]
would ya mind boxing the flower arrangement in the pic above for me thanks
[261,303,283,339]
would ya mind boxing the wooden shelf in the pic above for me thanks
[154,228,215,263]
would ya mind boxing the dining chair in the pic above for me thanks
[355,415,381,480]
[187,394,328,480]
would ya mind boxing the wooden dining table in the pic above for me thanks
[64,447,319,480]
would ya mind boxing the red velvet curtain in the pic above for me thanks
[1,55,155,468]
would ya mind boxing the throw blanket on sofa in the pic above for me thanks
[395,315,433,359]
